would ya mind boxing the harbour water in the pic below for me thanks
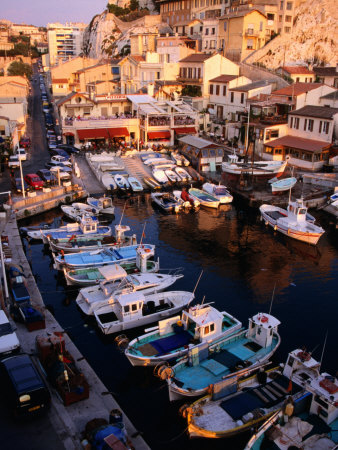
[21,194,338,449]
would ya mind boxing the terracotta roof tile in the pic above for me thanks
[209,75,238,83]
[290,105,338,119]
[281,66,314,75]
[265,135,331,152]
[179,53,212,63]
[272,83,322,96]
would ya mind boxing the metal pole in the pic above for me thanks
[245,103,250,154]
[57,167,61,186]
[0,237,9,301]
[19,157,25,198]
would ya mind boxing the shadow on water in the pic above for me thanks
[19,195,338,450]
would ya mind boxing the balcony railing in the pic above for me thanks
[63,116,138,128]
[245,29,259,37]
[177,76,203,83]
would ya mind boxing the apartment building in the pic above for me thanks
[47,22,87,66]
[158,0,194,26]
[277,0,306,34]
[156,35,196,63]
[202,19,219,53]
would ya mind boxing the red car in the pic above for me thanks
[19,137,31,149]
[24,174,44,190]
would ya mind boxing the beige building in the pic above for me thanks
[277,0,306,35]
[158,0,194,26]
[47,22,87,66]
[156,35,196,63]
[218,9,267,62]
[313,66,338,88]
[178,52,239,97]
[277,66,315,83]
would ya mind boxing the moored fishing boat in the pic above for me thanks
[245,356,338,449]
[40,215,111,245]
[152,169,169,184]
[165,169,181,183]
[173,190,200,208]
[87,196,115,215]
[61,204,97,221]
[151,192,182,212]
[189,188,220,208]
[94,290,194,335]
[222,154,287,178]
[166,313,281,401]
[202,183,233,204]
[76,269,183,315]
[53,243,155,270]
[270,177,297,194]
[48,225,136,253]
[128,177,143,192]
[184,348,323,439]
[125,303,242,367]
[260,198,325,245]
[175,167,192,182]
[63,246,159,286]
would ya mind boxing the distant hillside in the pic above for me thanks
[246,0,338,69]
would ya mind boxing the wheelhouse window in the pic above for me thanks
[131,304,137,311]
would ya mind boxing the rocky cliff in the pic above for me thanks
[245,0,338,68]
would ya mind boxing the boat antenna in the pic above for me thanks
[268,282,276,315]
[119,201,128,227]
[192,270,203,295]
[201,295,206,305]
[319,330,328,371]
[139,222,147,247]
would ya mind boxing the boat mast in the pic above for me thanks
[192,270,203,295]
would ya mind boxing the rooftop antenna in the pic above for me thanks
[193,270,203,295]
[268,281,277,315]
[319,330,328,371]
[201,295,206,305]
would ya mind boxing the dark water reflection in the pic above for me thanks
[21,194,338,450]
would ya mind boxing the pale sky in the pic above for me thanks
[2,0,107,27]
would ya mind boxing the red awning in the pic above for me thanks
[77,128,129,140]
[147,131,171,139]
[63,132,74,136]
[174,127,197,135]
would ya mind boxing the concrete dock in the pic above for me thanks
[1,211,149,450]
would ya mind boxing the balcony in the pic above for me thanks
[63,117,139,130]
[177,76,203,84]
[245,29,259,37]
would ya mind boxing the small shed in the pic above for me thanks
[179,135,223,172]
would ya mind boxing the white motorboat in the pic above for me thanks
[143,157,172,166]
[222,154,287,178]
[143,177,161,190]
[76,268,183,315]
[98,162,125,172]
[173,190,200,208]
[87,196,115,215]
[61,204,96,221]
[114,174,129,190]
[165,169,181,183]
[125,303,242,367]
[172,153,189,167]
[151,192,182,212]
[260,197,325,245]
[94,290,194,335]
[152,169,169,184]
[189,188,220,208]
[128,177,143,192]
[269,176,297,194]
[101,173,117,191]
[202,183,233,204]
[175,167,192,182]
[40,215,111,244]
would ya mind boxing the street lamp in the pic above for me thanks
[19,156,25,198]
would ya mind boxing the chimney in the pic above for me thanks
[147,82,155,97]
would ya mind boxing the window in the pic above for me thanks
[294,117,299,129]
[284,27,291,33]
[279,15,283,21]
[230,91,234,103]
[58,84,64,88]
[223,85,226,96]
[240,93,244,103]
[124,305,130,313]
[286,1,293,9]
[280,0,284,9]
[267,13,274,20]
[204,325,210,334]
[211,28,215,35]
[259,21,263,31]
[205,28,209,35]
[285,15,292,22]
[156,72,160,79]
[101,107,108,116]
[296,77,300,82]
[216,85,220,95]
[131,303,137,311]
[307,119,314,131]
[224,22,227,31]
[84,107,91,115]
[209,84,214,95]
[304,119,307,130]
[290,117,293,128]
[247,39,254,49]
[322,121,329,134]
[205,40,208,49]
[210,40,216,49]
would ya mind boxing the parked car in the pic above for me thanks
[45,117,53,127]
[19,137,31,149]
[8,155,20,169]
[0,354,51,417]
[24,174,44,190]
[37,169,55,184]
[57,144,79,154]
[0,310,20,357]
[50,149,70,159]
[15,148,27,161]
[12,177,31,194]
[46,161,72,171]
[49,166,71,180]
[50,155,72,167]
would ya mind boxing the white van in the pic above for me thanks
[0,310,20,356]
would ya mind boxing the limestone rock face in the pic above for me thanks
[246,0,338,69]
[83,12,120,58]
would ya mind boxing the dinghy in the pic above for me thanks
[172,153,189,167]
[101,173,117,191]
[114,174,129,190]
[260,197,324,245]
[222,153,288,178]
[175,167,192,182]
[94,290,194,335]
[165,169,181,183]
[270,176,297,194]
[53,243,155,270]
[128,177,143,192]
[185,348,323,440]
[76,269,183,315]
[151,192,182,212]
[63,246,159,286]
[48,225,136,254]
[189,188,220,208]
[166,313,281,401]
[125,303,242,367]
[152,169,169,184]
[202,183,233,204]
[87,196,115,215]
[143,177,161,190]
[144,157,172,166]
[40,215,111,244]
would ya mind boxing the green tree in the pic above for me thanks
[130,0,139,11]
[13,42,30,56]
[7,61,32,79]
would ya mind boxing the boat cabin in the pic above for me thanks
[136,246,156,273]
[97,265,128,295]
[180,305,225,342]
[287,198,308,223]
[99,197,113,210]
[247,313,281,349]
[65,215,99,235]
[114,224,131,243]
[116,292,146,322]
